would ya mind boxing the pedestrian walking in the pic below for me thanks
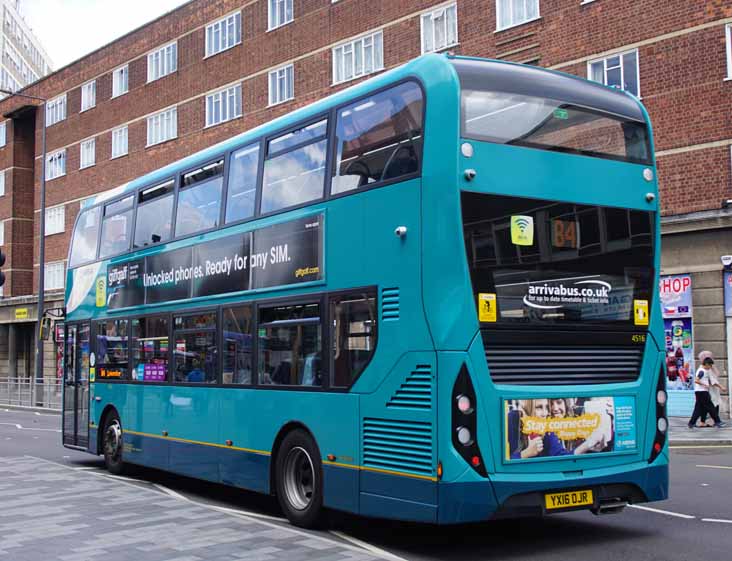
[699,351,724,426]
[688,353,726,429]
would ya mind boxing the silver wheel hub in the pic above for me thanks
[104,420,122,461]
[283,446,315,511]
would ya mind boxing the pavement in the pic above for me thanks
[668,415,732,446]
[3,408,732,561]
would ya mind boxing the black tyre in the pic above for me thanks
[275,429,324,528]
[102,413,125,475]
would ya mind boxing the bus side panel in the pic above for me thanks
[357,351,438,523]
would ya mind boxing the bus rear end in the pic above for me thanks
[428,58,667,523]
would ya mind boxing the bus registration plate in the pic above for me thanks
[545,489,593,511]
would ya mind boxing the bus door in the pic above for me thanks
[63,322,90,448]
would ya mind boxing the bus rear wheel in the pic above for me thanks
[102,414,125,475]
[275,430,324,528]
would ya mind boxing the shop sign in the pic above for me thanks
[724,271,732,318]
[659,275,694,391]
[14,308,28,320]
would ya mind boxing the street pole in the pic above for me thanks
[0,89,47,404]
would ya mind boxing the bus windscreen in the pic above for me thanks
[461,89,652,165]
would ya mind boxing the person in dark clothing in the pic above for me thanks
[688,356,726,429]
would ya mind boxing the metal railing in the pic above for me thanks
[0,377,62,411]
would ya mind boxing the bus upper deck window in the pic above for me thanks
[134,179,174,248]
[175,160,224,238]
[331,81,423,195]
[69,205,101,267]
[261,121,328,214]
[225,144,259,224]
[99,196,134,259]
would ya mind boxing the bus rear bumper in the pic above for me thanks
[438,456,669,524]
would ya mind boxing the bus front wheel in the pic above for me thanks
[275,430,324,528]
[102,413,125,475]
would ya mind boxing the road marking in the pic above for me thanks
[702,518,732,524]
[330,530,411,561]
[628,504,696,519]
[0,422,61,433]
[696,464,732,470]
[670,445,732,449]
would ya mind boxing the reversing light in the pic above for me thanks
[456,426,473,446]
[657,390,667,406]
[657,417,668,433]
[456,394,473,414]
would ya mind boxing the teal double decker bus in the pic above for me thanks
[62,54,668,527]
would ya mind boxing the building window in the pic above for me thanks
[588,49,640,97]
[112,65,129,97]
[45,205,65,236]
[45,261,65,291]
[46,149,66,180]
[421,4,458,54]
[46,94,66,126]
[147,42,177,82]
[206,12,242,57]
[81,80,96,111]
[0,170,5,196]
[0,122,6,147]
[268,0,293,30]
[147,107,177,146]
[268,64,294,106]
[112,126,128,158]
[333,31,384,85]
[80,138,95,169]
[726,24,732,79]
[496,0,540,31]
[0,220,4,246]
[205,84,242,127]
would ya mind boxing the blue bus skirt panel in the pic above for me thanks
[437,456,669,524]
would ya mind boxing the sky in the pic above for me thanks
[22,0,191,70]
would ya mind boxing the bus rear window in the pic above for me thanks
[69,206,101,267]
[461,90,652,165]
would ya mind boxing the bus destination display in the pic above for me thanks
[105,214,323,309]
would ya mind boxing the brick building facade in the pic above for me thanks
[0,0,730,415]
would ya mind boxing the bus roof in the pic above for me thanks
[81,54,646,209]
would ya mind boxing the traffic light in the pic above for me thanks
[0,248,5,287]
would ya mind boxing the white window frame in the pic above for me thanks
[268,0,293,31]
[112,65,129,98]
[0,220,4,246]
[44,261,65,291]
[0,169,5,196]
[46,94,67,127]
[46,149,66,180]
[587,49,641,98]
[80,138,95,169]
[205,84,243,127]
[420,4,458,54]
[146,107,178,147]
[147,41,178,83]
[206,11,242,57]
[45,205,65,236]
[726,24,732,80]
[0,121,6,147]
[496,0,541,32]
[332,30,384,85]
[111,126,128,158]
[81,80,96,112]
[268,64,294,106]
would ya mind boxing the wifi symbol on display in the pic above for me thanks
[514,217,531,233]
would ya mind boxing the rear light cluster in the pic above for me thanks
[649,365,668,463]
[452,365,487,477]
